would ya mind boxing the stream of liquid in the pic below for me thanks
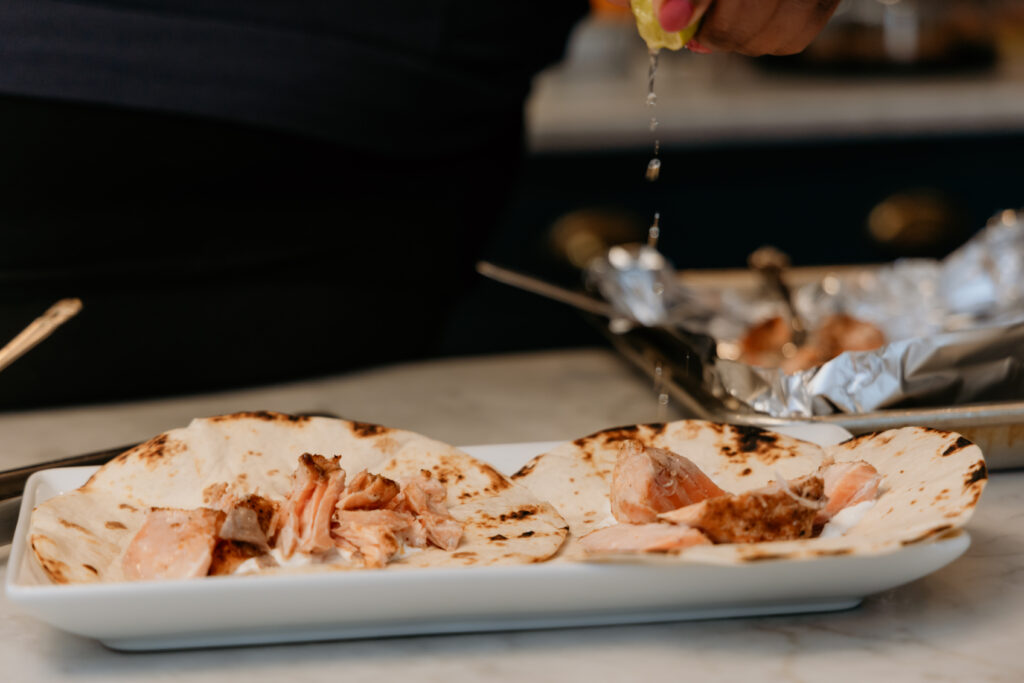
[646,49,671,420]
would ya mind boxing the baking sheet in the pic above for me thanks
[5,431,970,651]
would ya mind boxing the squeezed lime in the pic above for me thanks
[631,0,700,51]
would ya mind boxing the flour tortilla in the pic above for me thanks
[29,412,568,584]
[511,420,987,564]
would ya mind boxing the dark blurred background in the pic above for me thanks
[3,0,1024,409]
[443,0,1024,355]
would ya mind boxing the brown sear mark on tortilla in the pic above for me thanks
[266,469,279,477]
[350,421,388,438]
[30,536,70,584]
[499,506,538,522]
[105,521,127,530]
[375,435,400,455]
[137,435,187,466]
[489,534,508,541]
[511,456,540,480]
[476,463,511,492]
[965,461,988,489]
[741,551,789,563]
[601,425,642,445]
[837,431,883,448]
[210,411,311,424]
[58,519,93,535]
[943,436,974,457]
[740,468,753,476]
[519,530,535,538]
[643,422,667,437]
[814,548,852,556]
[451,551,476,559]
[724,425,793,464]
[901,524,954,546]
[118,503,137,512]
[731,425,774,452]
[203,482,229,505]
[81,564,99,575]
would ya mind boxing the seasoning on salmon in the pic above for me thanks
[273,453,346,558]
[580,523,711,554]
[388,470,463,551]
[337,470,400,511]
[333,509,413,568]
[817,460,881,524]
[611,440,728,524]
[122,507,225,581]
[659,475,825,543]
[218,494,278,552]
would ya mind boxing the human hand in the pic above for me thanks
[609,0,842,56]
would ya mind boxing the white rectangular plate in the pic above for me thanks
[5,429,969,651]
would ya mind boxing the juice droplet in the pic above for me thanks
[649,117,659,132]
[648,212,661,248]
[646,158,661,181]
[647,50,659,102]
[653,360,672,421]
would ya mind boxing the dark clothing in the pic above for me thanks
[0,2,587,409]
[0,1,585,155]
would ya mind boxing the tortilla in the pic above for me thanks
[511,420,987,564]
[28,412,568,584]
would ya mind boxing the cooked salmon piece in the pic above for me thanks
[122,507,225,581]
[208,540,263,576]
[818,460,881,524]
[337,470,400,511]
[388,471,463,551]
[219,495,278,552]
[580,523,711,554]
[611,440,728,524]
[333,509,414,568]
[274,453,346,558]
[659,475,825,543]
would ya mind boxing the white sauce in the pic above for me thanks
[232,542,424,575]
[819,500,876,539]
[233,546,354,575]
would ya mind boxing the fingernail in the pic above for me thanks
[658,0,694,33]
[686,39,712,54]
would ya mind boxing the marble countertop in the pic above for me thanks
[1,348,1021,682]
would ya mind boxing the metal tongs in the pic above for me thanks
[476,260,721,414]
[747,246,808,346]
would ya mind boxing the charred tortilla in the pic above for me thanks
[511,421,986,564]
[29,412,568,584]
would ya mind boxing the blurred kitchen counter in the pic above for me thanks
[0,348,676,470]
[527,18,1024,152]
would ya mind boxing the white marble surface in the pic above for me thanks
[1,349,1021,682]
[0,349,679,471]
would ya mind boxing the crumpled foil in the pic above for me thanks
[587,212,1024,417]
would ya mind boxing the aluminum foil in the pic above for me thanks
[587,212,1024,418]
